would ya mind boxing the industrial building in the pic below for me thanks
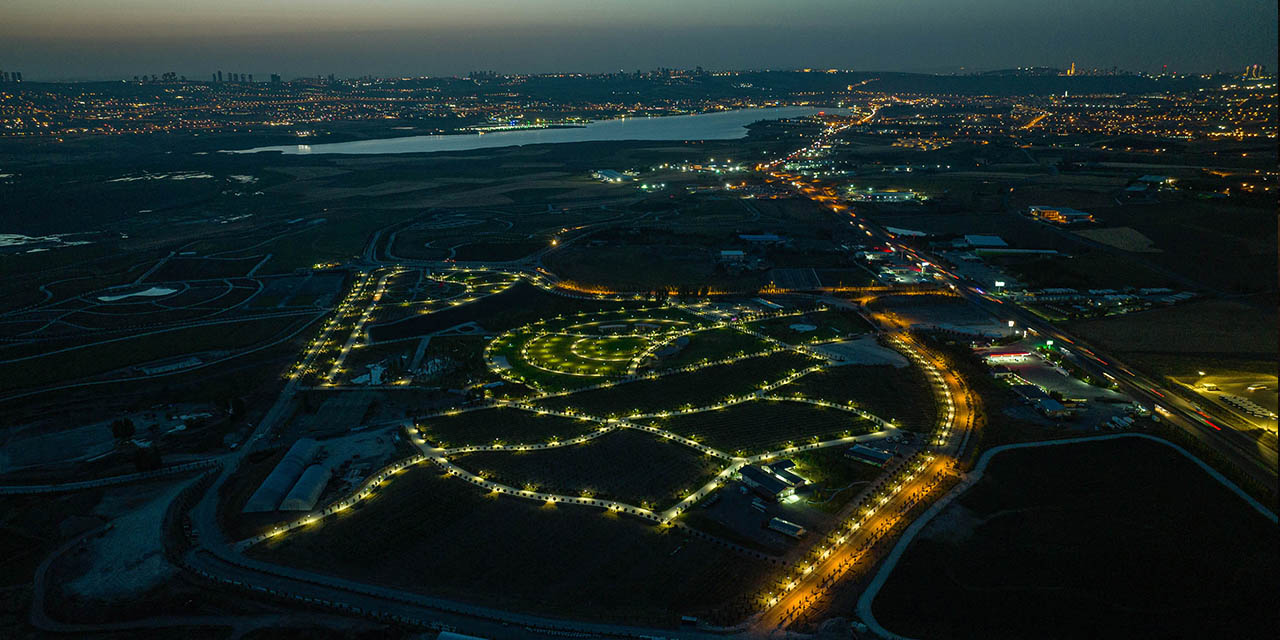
[983,351,1033,364]
[1010,384,1070,418]
[278,464,332,511]
[766,460,807,486]
[962,234,1009,249]
[848,189,918,203]
[740,465,795,501]
[592,169,633,183]
[845,444,896,467]
[243,438,321,513]
[739,233,786,244]
[768,517,808,539]
[1028,205,1095,224]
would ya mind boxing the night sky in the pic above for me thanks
[3,0,1275,80]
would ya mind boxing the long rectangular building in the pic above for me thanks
[1028,205,1094,224]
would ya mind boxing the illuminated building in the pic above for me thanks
[1027,205,1095,224]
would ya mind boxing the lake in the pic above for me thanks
[230,106,836,155]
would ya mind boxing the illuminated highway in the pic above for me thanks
[763,115,1275,489]
[751,331,974,631]
[900,247,1278,483]
[746,117,1275,631]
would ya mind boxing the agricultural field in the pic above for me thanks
[145,256,266,282]
[228,211,417,275]
[642,399,875,456]
[452,429,726,509]
[416,407,599,447]
[450,240,546,262]
[1066,295,1278,361]
[1066,294,1278,434]
[251,466,774,625]
[0,278,278,342]
[544,243,744,292]
[1083,197,1277,294]
[989,251,1180,290]
[0,314,313,393]
[245,273,346,310]
[774,363,938,431]
[870,437,1279,639]
[368,281,637,342]
[533,350,822,416]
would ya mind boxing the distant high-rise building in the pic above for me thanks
[1067,62,1076,76]
[217,70,223,82]
[247,74,253,83]
[270,73,281,85]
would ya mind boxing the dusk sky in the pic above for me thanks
[3,0,1275,80]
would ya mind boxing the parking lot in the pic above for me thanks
[980,342,1138,430]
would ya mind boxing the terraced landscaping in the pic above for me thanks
[645,326,773,370]
[246,268,953,629]
[485,307,713,390]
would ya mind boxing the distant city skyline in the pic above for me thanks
[2,0,1275,81]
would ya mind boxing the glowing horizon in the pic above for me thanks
[2,0,1274,80]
